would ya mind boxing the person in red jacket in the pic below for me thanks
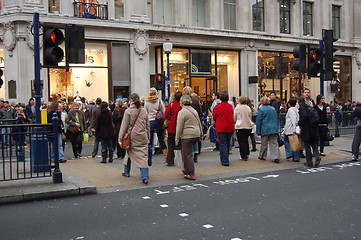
[164,91,183,166]
[213,91,235,166]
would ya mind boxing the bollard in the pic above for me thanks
[17,113,25,162]
[31,127,50,173]
[52,113,63,183]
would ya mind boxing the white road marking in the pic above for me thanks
[231,238,242,240]
[142,196,151,200]
[179,213,189,217]
[202,224,214,229]
[262,175,279,179]
[160,204,169,208]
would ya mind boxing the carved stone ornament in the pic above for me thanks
[134,30,149,58]
[26,22,43,50]
[2,22,17,56]
[354,49,361,69]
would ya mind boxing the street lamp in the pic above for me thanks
[163,38,172,101]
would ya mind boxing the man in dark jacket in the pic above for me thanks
[90,97,102,158]
[351,102,361,161]
[298,96,321,167]
[25,98,36,123]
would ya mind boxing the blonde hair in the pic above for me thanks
[260,96,270,105]
[183,86,192,96]
[116,98,124,107]
[146,87,159,101]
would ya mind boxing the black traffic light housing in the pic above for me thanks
[0,68,3,88]
[43,27,64,66]
[66,25,85,64]
[155,73,164,91]
[292,44,307,73]
[308,48,322,77]
[323,29,338,81]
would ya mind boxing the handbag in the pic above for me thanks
[209,126,218,143]
[155,100,165,123]
[121,109,141,149]
[71,125,80,134]
[277,133,284,147]
[295,126,301,135]
[289,134,303,152]
[326,130,334,141]
[83,132,89,143]
[163,103,172,128]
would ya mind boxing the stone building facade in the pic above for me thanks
[0,0,360,106]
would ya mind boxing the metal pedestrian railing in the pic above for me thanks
[279,111,358,137]
[0,113,62,183]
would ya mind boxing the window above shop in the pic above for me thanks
[156,0,173,25]
[303,1,313,36]
[192,0,207,27]
[280,0,291,34]
[224,0,236,30]
[73,0,108,20]
[252,0,264,31]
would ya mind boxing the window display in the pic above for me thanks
[49,42,108,102]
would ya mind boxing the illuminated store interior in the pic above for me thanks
[49,42,108,103]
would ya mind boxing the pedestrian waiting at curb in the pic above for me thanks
[118,93,150,184]
[96,101,115,164]
[298,96,321,168]
[175,95,203,180]
[283,98,301,162]
[256,96,281,163]
[351,102,361,161]
[213,91,235,166]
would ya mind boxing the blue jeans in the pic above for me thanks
[51,133,65,161]
[218,132,234,165]
[100,138,113,159]
[92,137,100,155]
[124,158,149,180]
[284,134,300,161]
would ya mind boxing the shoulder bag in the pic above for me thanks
[121,109,141,149]
[155,100,165,123]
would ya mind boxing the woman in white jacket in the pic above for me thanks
[283,98,301,162]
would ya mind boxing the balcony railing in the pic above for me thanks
[73,1,108,20]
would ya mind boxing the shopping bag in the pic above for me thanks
[148,144,152,166]
[83,132,89,143]
[209,126,218,143]
[174,150,183,168]
[289,134,303,152]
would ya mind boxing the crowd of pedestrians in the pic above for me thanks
[1,86,361,185]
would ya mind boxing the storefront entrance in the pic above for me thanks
[191,77,217,110]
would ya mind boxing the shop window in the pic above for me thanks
[224,0,236,30]
[280,0,290,34]
[334,56,351,103]
[217,51,239,98]
[192,0,207,27]
[49,42,108,103]
[48,0,60,13]
[303,2,313,36]
[161,48,189,93]
[252,0,264,31]
[156,0,173,24]
[115,0,124,19]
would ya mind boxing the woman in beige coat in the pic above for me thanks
[176,95,203,180]
[118,93,150,184]
[234,96,254,161]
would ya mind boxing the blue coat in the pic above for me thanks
[256,105,279,136]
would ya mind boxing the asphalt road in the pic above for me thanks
[1,161,361,240]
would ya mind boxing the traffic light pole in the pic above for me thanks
[33,12,41,124]
[319,40,325,96]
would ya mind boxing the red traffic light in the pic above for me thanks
[310,49,322,61]
[157,74,162,82]
[44,28,64,46]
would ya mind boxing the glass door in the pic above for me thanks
[191,77,217,112]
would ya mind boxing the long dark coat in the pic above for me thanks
[298,103,318,142]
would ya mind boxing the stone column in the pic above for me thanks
[130,30,150,98]
[241,41,258,105]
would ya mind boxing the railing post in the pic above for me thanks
[52,113,62,183]
[17,113,25,162]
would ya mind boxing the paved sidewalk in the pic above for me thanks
[0,135,355,204]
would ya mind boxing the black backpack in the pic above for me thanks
[307,105,319,127]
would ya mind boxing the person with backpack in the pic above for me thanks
[298,96,321,168]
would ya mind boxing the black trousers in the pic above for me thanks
[70,131,83,158]
[236,129,252,159]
